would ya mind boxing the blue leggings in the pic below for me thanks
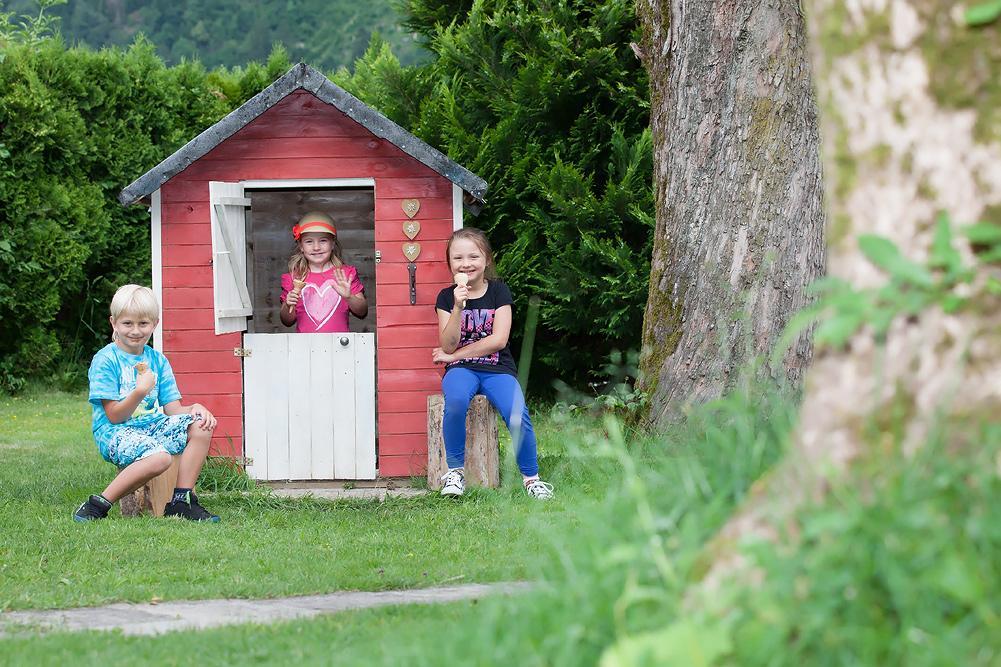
[441,367,539,477]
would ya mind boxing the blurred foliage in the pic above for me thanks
[336,0,654,390]
[0,7,293,391]
[1,0,426,69]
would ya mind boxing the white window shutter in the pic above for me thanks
[209,181,253,334]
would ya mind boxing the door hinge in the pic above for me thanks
[234,347,252,357]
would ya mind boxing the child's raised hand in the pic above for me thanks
[453,284,469,308]
[135,369,156,394]
[189,403,217,430]
[332,267,352,298]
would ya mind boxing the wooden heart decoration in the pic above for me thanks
[402,199,421,219]
[403,220,421,240]
[402,242,421,262]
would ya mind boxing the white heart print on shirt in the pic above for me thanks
[300,280,342,328]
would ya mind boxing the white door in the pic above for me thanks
[243,333,376,480]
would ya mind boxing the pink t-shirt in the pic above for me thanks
[280,266,364,333]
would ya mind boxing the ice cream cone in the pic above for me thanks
[135,362,148,374]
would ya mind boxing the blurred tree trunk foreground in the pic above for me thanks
[636,0,826,427]
[665,1,1001,584]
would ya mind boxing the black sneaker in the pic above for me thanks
[164,491,220,522]
[73,495,111,522]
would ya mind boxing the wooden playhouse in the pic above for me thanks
[118,63,487,480]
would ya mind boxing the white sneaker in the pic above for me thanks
[440,468,465,497]
[524,478,554,500]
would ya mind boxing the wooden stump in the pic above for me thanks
[427,394,499,490]
[119,456,180,517]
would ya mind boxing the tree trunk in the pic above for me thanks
[637,0,826,426]
[700,0,1001,588]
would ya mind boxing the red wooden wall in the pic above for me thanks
[159,90,452,476]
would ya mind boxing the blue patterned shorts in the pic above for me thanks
[107,413,196,467]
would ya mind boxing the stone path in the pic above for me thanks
[0,582,531,637]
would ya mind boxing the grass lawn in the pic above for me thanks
[0,388,611,612]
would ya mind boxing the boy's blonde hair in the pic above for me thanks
[110,284,160,321]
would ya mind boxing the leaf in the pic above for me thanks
[964,0,1001,26]
[814,311,865,347]
[858,235,934,287]
[964,222,1001,245]
[929,214,962,273]
[930,553,982,605]
[600,620,732,667]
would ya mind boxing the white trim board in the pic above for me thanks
[452,184,463,231]
[241,178,376,189]
[151,188,164,351]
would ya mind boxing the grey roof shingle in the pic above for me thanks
[118,63,487,207]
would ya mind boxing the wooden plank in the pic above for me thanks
[162,287,215,310]
[162,244,212,267]
[233,110,372,140]
[162,202,209,224]
[331,335,356,478]
[377,453,426,477]
[354,333,377,479]
[374,177,453,199]
[378,347,435,371]
[163,329,240,352]
[163,266,213,288]
[243,333,269,479]
[267,334,291,480]
[161,308,215,330]
[287,334,312,480]
[378,434,427,456]
[162,179,208,203]
[168,350,241,374]
[173,372,243,396]
[378,390,433,414]
[375,197,453,221]
[377,306,439,327]
[212,415,244,440]
[182,157,436,182]
[309,335,335,479]
[205,137,410,161]
[379,412,428,435]
[374,219,455,242]
[377,369,443,392]
[210,435,242,458]
[377,263,452,286]
[378,326,440,349]
[375,241,447,264]
[375,283,444,307]
[162,223,210,246]
[185,393,242,417]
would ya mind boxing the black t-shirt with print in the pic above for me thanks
[435,280,518,377]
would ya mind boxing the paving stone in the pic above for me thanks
[0,582,531,637]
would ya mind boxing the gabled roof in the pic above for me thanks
[118,62,488,207]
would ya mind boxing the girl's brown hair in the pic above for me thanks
[446,227,497,279]
[287,233,344,280]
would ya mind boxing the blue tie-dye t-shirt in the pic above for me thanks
[88,343,182,458]
[434,279,518,377]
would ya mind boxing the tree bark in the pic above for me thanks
[700,0,1001,588]
[637,0,826,426]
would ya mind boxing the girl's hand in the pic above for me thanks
[135,369,156,394]
[432,347,456,365]
[453,284,469,308]
[285,289,300,308]
[189,403,217,430]
[332,267,352,298]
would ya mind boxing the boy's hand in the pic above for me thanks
[135,369,156,394]
[189,404,217,430]
[332,268,352,298]
[432,347,456,365]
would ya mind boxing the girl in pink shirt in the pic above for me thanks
[279,212,368,332]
